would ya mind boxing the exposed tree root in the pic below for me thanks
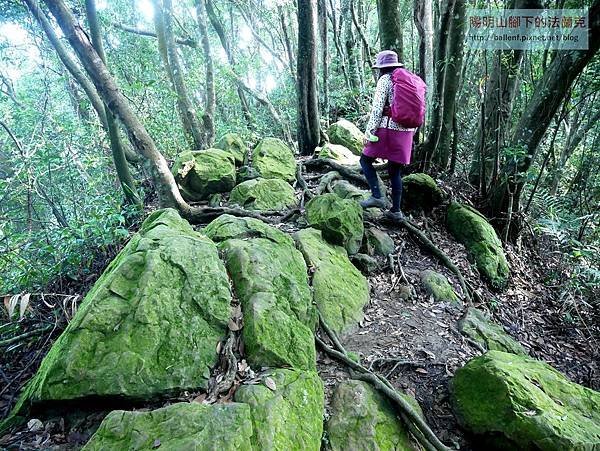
[206,330,238,403]
[392,217,473,305]
[304,158,368,187]
[0,326,52,348]
[296,163,314,202]
[316,314,451,451]
[183,205,287,224]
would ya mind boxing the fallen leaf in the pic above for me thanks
[192,393,207,404]
[152,438,161,448]
[27,418,43,432]
[415,368,428,375]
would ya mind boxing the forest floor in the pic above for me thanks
[1,171,598,450]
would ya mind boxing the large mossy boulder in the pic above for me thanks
[204,215,316,370]
[316,143,360,165]
[171,149,236,201]
[235,369,324,450]
[6,209,231,426]
[327,119,365,156]
[446,202,509,288]
[294,228,369,335]
[451,351,600,450]
[305,193,364,255]
[230,178,296,211]
[214,132,247,165]
[402,173,444,211]
[327,380,420,451]
[420,270,460,304]
[83,403,254,451]
[459,308,526,355]
[252,137,296,182]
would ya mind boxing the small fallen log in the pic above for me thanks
[304,158,368,187]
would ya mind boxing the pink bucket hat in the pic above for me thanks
[372,50,404,69]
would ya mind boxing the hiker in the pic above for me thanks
[360,50,426,221]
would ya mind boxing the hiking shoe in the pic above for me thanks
[360,196,389,209]
[384,209,405,222]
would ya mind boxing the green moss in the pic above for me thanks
[234,369,324,450]
[451,351,600,450]
[294,228,369,336]
[252,138,296,182]
[326,380,420,451]
[82,402,254,451]
[327,119,365,156]
[2,209,231,431]
[420,270,461,304]
[171,149,236,201]
[363,227,395,256]
[230,178,296,211]
[316,143,359,165]
[446,202,509,289]
[305,193,364,255]
[402,173,444,211]
[203,214,293,246]
[214,132,247,165]
[331,180,370,202]
[459,308,527,355]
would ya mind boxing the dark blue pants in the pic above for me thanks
[360,155,403,212]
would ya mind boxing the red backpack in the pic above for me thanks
[390,68,427,128]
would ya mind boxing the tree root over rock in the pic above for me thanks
[317,313,451,451]
[393,217,473,305]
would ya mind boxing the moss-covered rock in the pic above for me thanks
[420,270,461,304]
[459,308,526,355]
[305,193,364,255]
[364,227,395,256]
[171,149,236,201]
[214,132,247,165]
[451,351,600,450]
[326,380,420,451]
[316,143,360,165]
[205,216,316,370]
[252,138,296,182]
[294,228,369,335]
[230,178,296,211]
[446,202,509,289]
[327,119,365,156]
[203,214,292,246]
[83,403,254,451]
[351,253,379,275]
[5,209,230,427]
[402,173,444,211]
[235,369,324,450]
[331,180,370,202]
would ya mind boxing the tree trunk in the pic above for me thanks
[486,0,600,236]
[85,0,142,209]
[42,0,187,211]
[206,0,253,126]
[154,0,206,150]
[24,0,107,130]
[195,0,216,146]
[376,0,403,59]
[421,0,466,171]
[318,0,330,123]
[468,0,542,189]
[297,0,321,155]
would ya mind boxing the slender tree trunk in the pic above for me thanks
[343,0,360,90]
[486,0,600,236]
[154,0,206,150]
[206,0,253,126]
[43,0,187,211]
[297,0,321,155]
[84,0,142,209]
[318,0,330,124]
[195,0,216,145]
[376,0,403,59]
[24,0,107,130]
[421,0,466,171]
